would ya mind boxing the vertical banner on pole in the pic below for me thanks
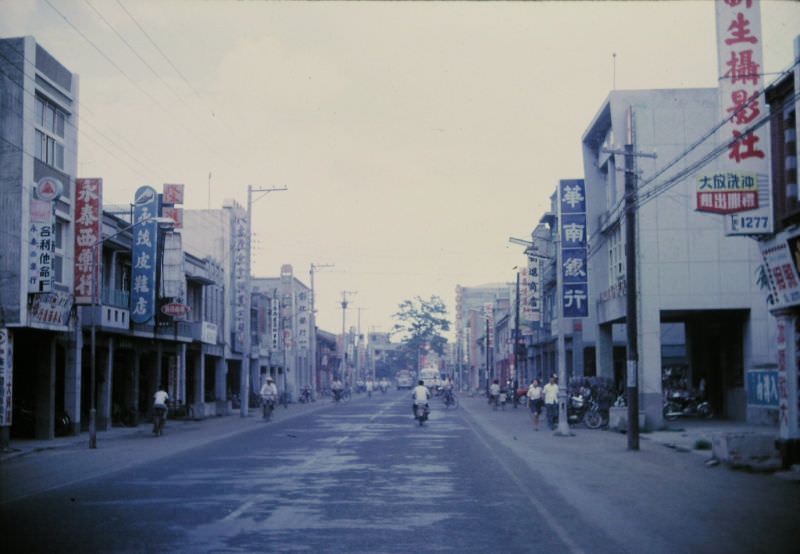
[131,186,158,324]
[74,178,102,304]
[559,179,589,319]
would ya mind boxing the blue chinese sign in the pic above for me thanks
[746,370,779,407]
[559,179,588,318]
[131,186,158,324]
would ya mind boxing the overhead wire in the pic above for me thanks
[43,0,239,170]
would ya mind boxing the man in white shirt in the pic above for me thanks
[543,376,559,429]
[489,379,501,409]
[412,380,430,417]
[153,389,169,435]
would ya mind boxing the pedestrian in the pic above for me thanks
[527,379,544,431]
[489,379,501,410]
[543,375,559,429]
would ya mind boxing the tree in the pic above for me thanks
[391,295,450,371]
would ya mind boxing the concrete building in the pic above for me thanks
[366,331,400,380]
[251,265,314,401]
[582,89,775,428]
[0,37,80,440]
[455,284,511,390]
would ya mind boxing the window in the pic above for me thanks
[34,96,66,170]
[608,224,624,282]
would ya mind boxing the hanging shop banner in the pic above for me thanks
[0,328,12,426]
[713,0,773,235]
[161,207,183,229]
[28,198,55,293]
[231,207,249,353]
[74,178,102,304]
[559,179,589,318]
[296,290,310,350]
[270,291,280,352]
[484,302,494,348]
[522,256,544,323]
[162,183,185,205]
[758,228,800,312]
[29,291,73,327]
[131,186,159,324]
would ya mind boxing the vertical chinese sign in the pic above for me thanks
[0,329,12,427]
[162,183,184,229]
[270,290,280,352]
[484,302,494,349]
[231,207,248,353]
[131,186,158,324]
[29,177,62,293]
[710,0,772,235]
[521,256,543,324]
[559,179,589,318]
[297,290,310,351]
[74,179,102,304]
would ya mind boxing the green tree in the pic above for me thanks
[391,295,450,371]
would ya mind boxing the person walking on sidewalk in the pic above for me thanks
[153,388,169,435]
[543,376,559,430]
[527,379,544,431]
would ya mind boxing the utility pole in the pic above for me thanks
[513,270,521,386]
[554,209,572,437]
[603,108,656,450]
[245,185,287,417]
[309,263,333,393]
[485,317,490,388]
[340,291,357,387]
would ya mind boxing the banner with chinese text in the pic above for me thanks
[713,0,772,235]
[131,186,158,324]
[28,198,55,293]
[559,179,589,318]
[74,178,102,304]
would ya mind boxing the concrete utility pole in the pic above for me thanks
[603,107,656,450]
[340,291,357,386]
[513,270,521,386]
[554,212,572,437]
[309,263,333,393]
[245,185,287,417]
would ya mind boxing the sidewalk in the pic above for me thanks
[455,394,799,480]
[0,397,327,464]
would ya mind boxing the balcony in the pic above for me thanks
[101,288,130,309]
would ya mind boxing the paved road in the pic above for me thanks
[1,391,798,553]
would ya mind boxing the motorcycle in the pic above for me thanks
[663,389,713,420]
[567,393,604,428]
[262,396,276,420]
[414,402,430,426]
[441,388,458,409]
[298,387,313,403]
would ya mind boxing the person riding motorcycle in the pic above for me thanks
[489,379,501,409]
[331,378,344,402]
[412,380,430,418]
[260,377,278,418]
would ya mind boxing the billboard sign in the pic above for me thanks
[74,178,102,304]
[559,179,589,318]
[28,198,55,293]
[746,369,779,407]
[131,186,159,324]
[714,0,773,235]
[759,229,800,311]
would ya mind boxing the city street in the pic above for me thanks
[1,392,797,553]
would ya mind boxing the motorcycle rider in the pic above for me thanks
[152,388,169,434]
[489,379,501,409]
[260,377,278,418]
[331,377,344,402]
[412,379,430,418]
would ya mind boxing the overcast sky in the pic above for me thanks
[2,0,799,337]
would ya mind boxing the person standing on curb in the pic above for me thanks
[527,379,544,431]
[543,376,559,430]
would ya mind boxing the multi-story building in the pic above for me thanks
[366,331,400,380]
[251,265,314,401]
[582,88,774,427]
[0,37,80,440]
[455,284,511,389]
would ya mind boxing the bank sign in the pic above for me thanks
[559,179,589,318]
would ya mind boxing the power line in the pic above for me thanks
[43,0,238,169]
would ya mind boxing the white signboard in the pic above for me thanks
[28,198,55,293]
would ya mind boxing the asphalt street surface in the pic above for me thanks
[1,391,798,553]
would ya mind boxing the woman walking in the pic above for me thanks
[527,379,544,431]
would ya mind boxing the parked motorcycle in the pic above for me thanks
[663,389,713,420]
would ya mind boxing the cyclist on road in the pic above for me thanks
[153,388,169,434]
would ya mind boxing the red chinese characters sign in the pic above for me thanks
[712,0,772,234]
[73,178,102,304]
[695,171,758,214]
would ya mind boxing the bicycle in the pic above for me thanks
[152,405,167,436]
[261,396,276,421]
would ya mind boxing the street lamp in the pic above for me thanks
[89,215,174,449]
